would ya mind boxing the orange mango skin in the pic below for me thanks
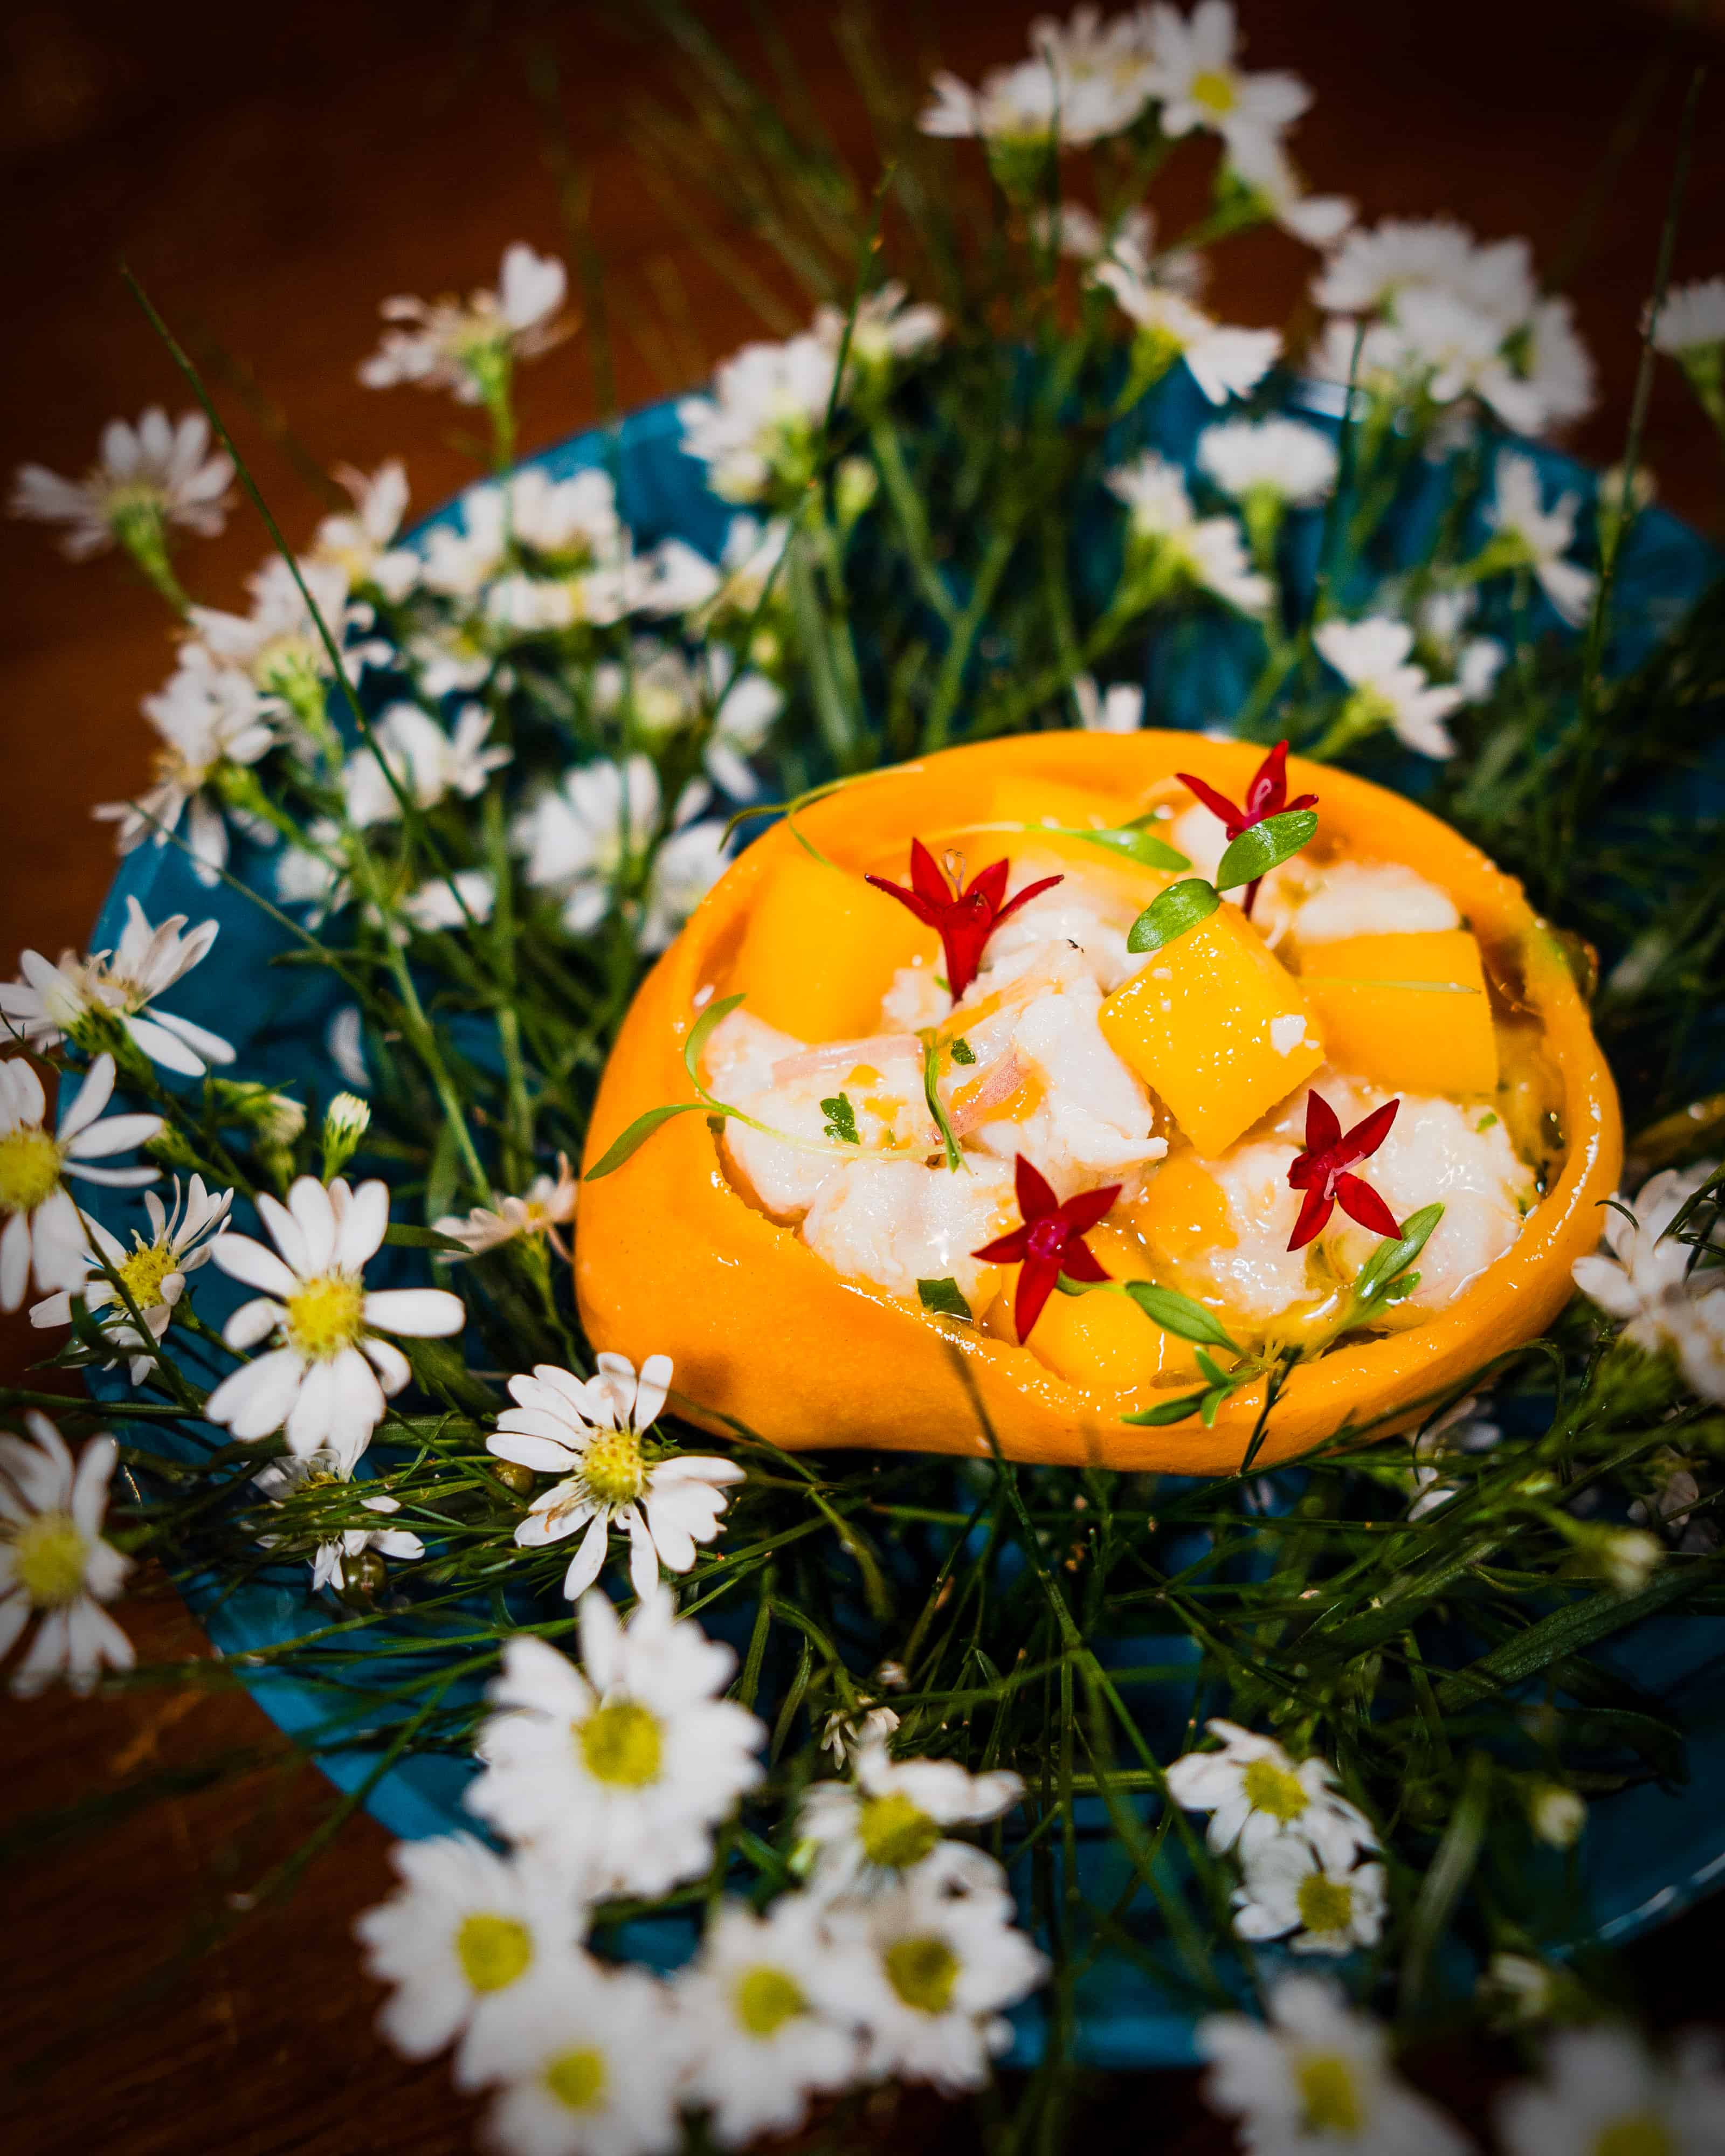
[1299,930,1498,1098]
[1099,904,1325,1156]
[577,732,1622,1475]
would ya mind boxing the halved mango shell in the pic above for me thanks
[576,733,1620,1474]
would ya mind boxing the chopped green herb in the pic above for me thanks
[950,1038,977,1066]
[1476,1112,1499,1131]
[820,1093,860,1144]
[917,1276,973,1321]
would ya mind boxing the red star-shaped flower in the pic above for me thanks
[1175,740,1318,920]
[866,841,1063,1004]
[1286,1090,1403,1252]
[972,1155,1121,1343]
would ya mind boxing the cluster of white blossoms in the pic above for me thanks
[1167,1721,1386,1957]
[358,1595,1045,2152]
[0,1412,136,1697]
[921,4,1348,248]
[1107,450,1274,617]
[2,896,236,1077]
[1573,1160,1725,1404]
[1310,215,1595,442]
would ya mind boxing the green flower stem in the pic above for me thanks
[922,518,1023,749]
[867,413,960,627]
[111,500,191,614]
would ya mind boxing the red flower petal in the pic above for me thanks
[1245,741,1291,820]
[992,873,1065,928]
[1175,770,1247,835]
[1303,1089,1342,1157]
[1335,1172,1402,1240]
[1057,1183,1123,1237]
[1287,1183,1335,1252]
[1058,1237,1110,1284]
[909,837,951,908]
[1339,1097,1399,1166]
[1014,1154,1059,1224]
[973,1226,1033,1264]
[864,874,942,929]
[1015,1252,1062,1342]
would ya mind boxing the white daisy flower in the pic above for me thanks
[826,1865,1048,2096]
[95,649,276,886]
[822,1703,904,1765]
[675,1897,864,2146]
[695,514,792,626]
[359,243,570,405]
[1028,6,1162,139]
[1513,296,1596,432]
[1141,1,1311,169]
[814,279,947,385]
[515,755,661,936]
[1200,1976,1472,2156]
[467,1955,685,2156]
[1406,1391,1502,1520]
[1314,218,1535,327]
[0,1412,133,1697]
[2,897,234,1077]
[1498,2024,1725,2156]
[1654,274,1725,359]
[676,335,837,505]
[1094,260,1280,405]
[1163,1720,1378,1870]
[1313,616,1466,759]
[1229,134,1355,248]
[1572,1160,1725,1404]
[1415,589,1506,709]
[633,536,724,619]
[639,813,732,954]
[1198,417,1338,508]
[407,618,495,699]
[9,407,233,561]
[465,1591,765,1899]
[355,1833,587,2082]
[1106,452,1273,615]
[204,1174,466,1468]
[799,1737,1023,1902]
[1231,1838,1389,1957]
[1485,450,1597,630]
[488,1353,744,1603]
[435,1156,579,1261]
[0,1055,162,1311]
[30,1173,232,1382]
[274,817,349,922]
[919,57,1086,150]
[342,701,512,828]
[1072,674,1146,733]
[253,1447,425,1592]
[187,554,357,733]
[312,460,420,601]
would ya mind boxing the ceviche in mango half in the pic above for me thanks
[578,734,1618,1473]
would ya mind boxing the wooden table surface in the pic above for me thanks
[2,4,1722,2151]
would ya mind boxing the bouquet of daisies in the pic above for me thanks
[5,5,1725,2150]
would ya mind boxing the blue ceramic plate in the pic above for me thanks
[84,389,1725,2068]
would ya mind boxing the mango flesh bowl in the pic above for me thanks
[577,733,1621,1475]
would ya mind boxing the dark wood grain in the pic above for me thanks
[2,5,1722,2151]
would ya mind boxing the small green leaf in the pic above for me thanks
[950,1038,977,1066]
[917,1276,973,1321]
[684,992,746,1089]
[820,1092,860,1144]
[1070,825,1191,874]
[1121,1388,1209,1426]
[1121,1280,1241,1350]
[584,1100,713,1180]
[1194,1348,1232,1387]
[1351,1201,1444,1308]
[1200,1385,1232,1427]
[384,1224,473,1253]
[1215,808,1319,891]
[1126,877,1220,955]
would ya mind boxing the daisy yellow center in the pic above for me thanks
[13,1512,88,1608]
[1241,1757,1310,1823]
[455,1911,533,1993]
[543,2047,607,2113]
[1593,2118,1674,2156]
[284,1274,367,1361]
[883,1934,958,2016]
[857,1791,942,1872]
[578,1698,663,1787]
[1297,1872,1356,1937]
[1296,2053,1363,2136]
[734,1964,806,2038]
[150,741,209,790]
[118,1240,178,1309]
[1190,68,1238,113]
[582,1428,645,1508]
[0,1129,63,1216]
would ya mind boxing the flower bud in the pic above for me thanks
[322,1090,372,1179]
[1527,1780,1585,1848]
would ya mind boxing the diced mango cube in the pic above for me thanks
[1098,907,1324,1155]
[1008,1225,1198,1393]
[1299,930,1498,1097]
[1132,1150,1237,1273]
[729,851,937,1042]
